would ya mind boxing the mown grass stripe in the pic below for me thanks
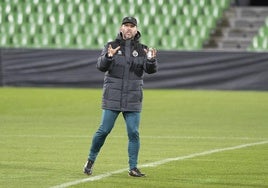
[50,140,268,188]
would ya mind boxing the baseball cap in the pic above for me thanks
[122,17,137,26]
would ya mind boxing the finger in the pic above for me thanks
[153,48,157,57]
[115,46,120,51]
[108,44,112,51]
[144,48,148,53]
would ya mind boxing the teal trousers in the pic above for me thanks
[88,109,141,170]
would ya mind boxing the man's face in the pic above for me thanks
[120,23,137,40]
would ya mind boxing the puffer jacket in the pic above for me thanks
[97,31,158,112]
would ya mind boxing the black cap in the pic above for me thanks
[122,17,137,26]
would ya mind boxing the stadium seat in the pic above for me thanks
[12,34,31,48]
[203,6,222,19]
[190,26,210,40]
[35,3,54,15]
[182,5,202,18]
[32,34,53,48]
[196,15,217,29]
[54,34,75,48]
[28,13,46,25]
[20,23,39,36]
[210,0,231,10]
[189,0,208,7]
[40,24,61,36]
[161,4,180,17]
[62,23,82,35]
[141,36,159,47]
[183,36,203,50]
[167,25,188,39]
[258,26,268,37]
[161,36,181,50]
[0,23,18,35]
[251,36,268,50]
[0,0,231,50]
[0,34,11,47]
[175,15,194,28]
[154,15,172,27]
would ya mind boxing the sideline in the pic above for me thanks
[50,140,268,188]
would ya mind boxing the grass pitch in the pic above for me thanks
[0,87,267,188]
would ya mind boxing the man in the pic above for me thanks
[84,16,158,177]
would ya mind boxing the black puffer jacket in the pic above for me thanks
[97,32,158,112]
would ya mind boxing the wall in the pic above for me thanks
[1,48,268,91]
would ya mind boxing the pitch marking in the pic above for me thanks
[50,140,268,188]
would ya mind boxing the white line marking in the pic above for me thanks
[2,135,267,141]
[50,140,268,188]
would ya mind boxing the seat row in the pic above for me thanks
[0,33,203,50]
[0,0,231,50]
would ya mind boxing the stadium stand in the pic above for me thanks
[0,0,235,50]
[205,6,268,51]
[4,0,268,51]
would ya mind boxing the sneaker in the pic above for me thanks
[128,167,146,177]
[83,160,94,175]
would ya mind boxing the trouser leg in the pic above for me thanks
[88,109,119,161]
[123,111,141,170]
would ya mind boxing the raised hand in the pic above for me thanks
[108,44,120,57]
[144,47,157,59]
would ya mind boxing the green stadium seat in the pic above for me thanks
[189,0,208,7]
[40,24,60,36]
[99,4,117,15]
[136,15,153,26]
[0,0,231,50]
[211,0,231,10]
[32,34,53,48]
[0,34,11,47]
[54,34,75,48]
[161,4,180,17]
[203,6,222,19]
[35,3,54,15]
[147,25,166,37]
[104,24,119,38]
[251,36,268,50]
[91,14,107,25]
[175,15,194,28]
[154,15,172,27]
[167,25,188,38]
[0,23,18,35]
[190,26,210,40]
[68,13,88,25]
[57,3,75,14]
[75,34,94,49]
[258,26,268,37]
[6,12,25,25]
[196,15,217,29]
[62,23,82,35]
[140,4,158,16]
[20,23,39,36]
[12,34,31,48]
[141,35,159,47]
[183,36,203,50]
[28,13,46,25]
[182,5,202,18]
[47,13,66,25]
[2,3,12,14]
[169,0,187,6]
[15,3,33,16]
[161,36,181,50]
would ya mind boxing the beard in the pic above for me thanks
[122,30,137,40]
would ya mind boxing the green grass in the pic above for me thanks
[0,87,268,188]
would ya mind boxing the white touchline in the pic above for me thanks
[50,140,268,188]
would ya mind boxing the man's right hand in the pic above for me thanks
[108,44,120,57]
